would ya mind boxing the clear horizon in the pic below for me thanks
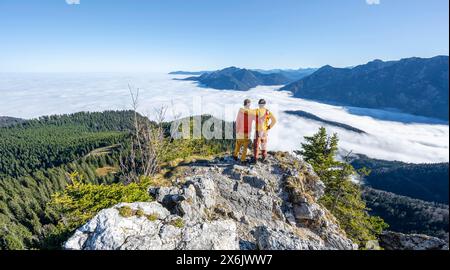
[0,54,448,74]
[0,0,448,72]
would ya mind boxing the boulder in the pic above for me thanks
[64,202,239,250]
[379,231,449,250]
[254,226,325,250]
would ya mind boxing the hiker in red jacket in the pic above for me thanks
[233,99,256,164]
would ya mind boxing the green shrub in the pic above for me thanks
[48,172,151,240]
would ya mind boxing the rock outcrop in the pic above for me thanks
[65,152,357,250]
[379,231,449,250]
[64,202,238,250]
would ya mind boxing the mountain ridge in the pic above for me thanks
[169,67,317,81]
[281,56,449,120]
[182,66,292,91]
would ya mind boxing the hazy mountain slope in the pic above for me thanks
[0,116,25,127]
[281,56,449,120]
[170,68,317,81]
[363,187,449,240]
[351,155,449,204]
[285,110,366,134]
[253,68,318,81]
[352,154,449,241]
[168,71,210,75]
[184,67,291,91]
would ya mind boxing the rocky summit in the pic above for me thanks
[64,152,357,250]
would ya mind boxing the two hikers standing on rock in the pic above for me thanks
[233,98,277,165]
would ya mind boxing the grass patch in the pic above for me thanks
[146,213,159,222]
[170,218,184,228]
[118,206,134,217]
[118,207,160,221]
[135,208,145,217]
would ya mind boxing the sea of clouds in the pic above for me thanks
[0,72,448,163]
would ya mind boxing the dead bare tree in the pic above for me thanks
[141,106,169,177]
[119,85,169,184]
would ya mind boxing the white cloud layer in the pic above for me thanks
[0,73,448,163]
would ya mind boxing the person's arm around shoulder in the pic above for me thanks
[248,108,258,116]
[248,108,258,122]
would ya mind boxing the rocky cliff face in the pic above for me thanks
[64,152,357,250]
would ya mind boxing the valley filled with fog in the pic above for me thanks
[0,72,448,163]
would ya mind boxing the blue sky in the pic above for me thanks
[0,0,448,72]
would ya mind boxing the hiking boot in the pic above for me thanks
[233,156,239,162]
[261,157,269,163]
[240,160,249,166]
[250,158,258,165]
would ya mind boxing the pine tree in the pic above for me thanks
[299,127,388,248]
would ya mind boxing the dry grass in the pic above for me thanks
[85,144,120,158]
[95,166,118,177]
[148,172,173,187]
[117,206,161,222]
[151,154,218,186]
[274,151,322,204]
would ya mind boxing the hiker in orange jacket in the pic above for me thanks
[253,99,277,163]
[233,99,256,164]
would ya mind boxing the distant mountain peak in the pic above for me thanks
[222,66,240,72]
[183,66,291,91]
[316,65,336,72]
[365,59,385,66]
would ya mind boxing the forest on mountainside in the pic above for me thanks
[363,187,448,240]
[0,111,134,249]
[351,155,449,204]
[0,111,234,250]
